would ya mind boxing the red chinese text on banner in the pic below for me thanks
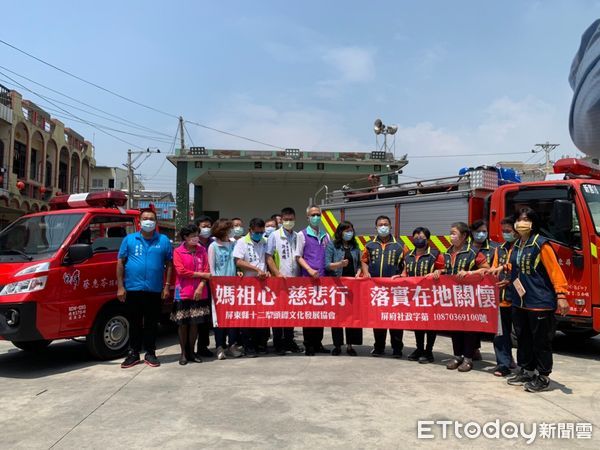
[210,275,499,333]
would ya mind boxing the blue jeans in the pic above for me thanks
[493,306,513,370]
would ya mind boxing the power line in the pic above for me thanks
[0,54,286,150]
[184,120,284,150]
[409,151,531,159]
[0,40,285,151]
[32,105,175,144]
[0,38,179,119]
[0,69,150,150]
[0,65,172,138]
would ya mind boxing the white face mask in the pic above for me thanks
[265,226,276,237]
[199,227,212,238]
[141,220,156,233]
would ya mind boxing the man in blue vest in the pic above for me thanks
[361,215,406,358]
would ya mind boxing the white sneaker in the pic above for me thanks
[216,346,227,360]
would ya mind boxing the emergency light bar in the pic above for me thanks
[49,191,128,210]
[553,158,600,180]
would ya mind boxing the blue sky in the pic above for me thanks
[1,1,598,192]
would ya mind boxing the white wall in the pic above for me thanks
[201,179,328,224]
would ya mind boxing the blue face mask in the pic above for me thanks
[342,231,354,241]
[309,215,321,227]
[473,231,488,243]
[377,225,390,237]
[251,232,264,242]
[502,232,516,243]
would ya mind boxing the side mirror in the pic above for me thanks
[551,199,573,233]
[64,244,93,265]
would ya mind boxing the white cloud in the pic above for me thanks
[321,46,376,83]
[183,94,577,182]
[189,95,365,153]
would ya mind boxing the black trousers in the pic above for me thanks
[451,331,478,359]
[332,328,363,347]
[126,290,161,353]
[243,328,270,351]
[414,330,437,351]
[303,327,324,349]
[373,329,404,351]
[196,299,212,351]
[272,327,295,350]
[512,307,556,376]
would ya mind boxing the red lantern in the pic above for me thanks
[55,190,62,196]
[16,181,25,191]
[0,175,3,184]
[40,186,47,194]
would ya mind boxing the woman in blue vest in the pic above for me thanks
[469,219,500,362]
[394,227,445,363]
[325,221,363,356]
[434,222,489,372]
[492,207,569,392]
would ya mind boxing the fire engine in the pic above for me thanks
[319,158,600,338]
[0,191,160,359]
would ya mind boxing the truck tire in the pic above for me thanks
[12,340,52,353]
[86,303,130,360]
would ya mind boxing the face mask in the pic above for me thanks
[309,215,321,227]
[233,226,244,237]
[342,231,354,241]
[187,236,200,246]
[283,220,295,231]
[377,225,390,237]
[227,229,235,239]
[199,227,212,238]
[141,220,156,233]
[265,226,276,237]
[251,232,264,242]
[502,232,516,243]
[413,237,427,249]
[473,231,488,243]
[450,234,463,247]
[515,221,532,236]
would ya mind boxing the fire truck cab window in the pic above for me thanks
[582,184,600,235]
[79,216,136,253]
[506,187,582,249]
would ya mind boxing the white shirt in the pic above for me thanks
[266,228,299,277]
[232,234,267,277]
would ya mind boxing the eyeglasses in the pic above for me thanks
[310,214,321,217]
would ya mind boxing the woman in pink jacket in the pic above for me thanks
[171,224,211,365]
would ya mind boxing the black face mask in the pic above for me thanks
[413,238,427,249]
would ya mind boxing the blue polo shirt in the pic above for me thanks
[118,231,173,293]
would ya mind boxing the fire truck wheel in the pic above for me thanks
[12,340,52,353]
[86,304,130,360]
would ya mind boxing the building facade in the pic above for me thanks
[90,166,143,193]
[0,84,95,227]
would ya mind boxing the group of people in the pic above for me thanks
[115,204,569,393]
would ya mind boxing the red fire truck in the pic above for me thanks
[320,158,600,339]
[0,191,159,359]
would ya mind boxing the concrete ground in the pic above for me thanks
[0,330,598,449]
